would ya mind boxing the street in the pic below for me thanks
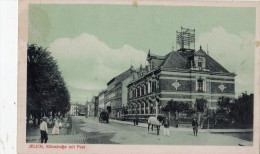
[26,116,252,146]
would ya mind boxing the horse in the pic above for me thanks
[147,115,165,135]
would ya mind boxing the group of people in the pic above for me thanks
[163,117,199,137]
[39,116,72,143]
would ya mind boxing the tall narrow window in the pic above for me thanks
[198,57,203,70]
[198,61,202,68]
[148,82,151,93]
[197,78,203,92]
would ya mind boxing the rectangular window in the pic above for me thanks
[197,79,203,92]
[198,62,202,70]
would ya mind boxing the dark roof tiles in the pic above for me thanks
[161,52,189,69]
[149,48,230,73]
[107,68,133,86]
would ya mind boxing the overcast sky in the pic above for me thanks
[28,4,256,104]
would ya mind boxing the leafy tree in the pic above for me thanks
[232,93,254,125]
[27,44,70,124]
[161,100,189,119]
[195,98,207,112]
[194,98,208,125]
[215,94,253,127]
[184,108,196,117]
[215,96,232,124]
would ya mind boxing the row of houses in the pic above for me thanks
[86,28,236,119]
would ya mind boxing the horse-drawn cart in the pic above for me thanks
[99,111,109,123]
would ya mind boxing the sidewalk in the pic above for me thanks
[26,117,87,144]
[109,119,253,133]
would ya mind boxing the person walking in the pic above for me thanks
[51,119,60,135]
[163,117,170,137]
[135,114,139,126]
[65,121,71,134]
[40,117,48,143]
[192,118,199,136]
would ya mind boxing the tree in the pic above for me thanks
[195,98,207,112]
[216,96,232,124]
[232,93,254,125]
[215,94,253,127]
[195,98,208,124]
[161,100,189,119]
[27,44,70,124]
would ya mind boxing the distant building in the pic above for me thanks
[70,103,86,116]
[85,101,91,117]
[98,90,106,115]
[90,96,99,117]
[70,104,78,116]
[105,67,135,119]
[127,27,236,117]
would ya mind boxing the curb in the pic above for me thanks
[110,119,253,133]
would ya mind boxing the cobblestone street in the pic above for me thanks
[26,116,252,145]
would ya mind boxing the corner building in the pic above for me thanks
[127,45,236,116]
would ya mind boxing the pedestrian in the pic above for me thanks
[65,121,71,134]
[51,119,60,135]
[40,117,48,143]
[192,118,199,136]
[163,117,170,137]
[58,119,63,128]
[67,115,72,132]
[135,114,139,126]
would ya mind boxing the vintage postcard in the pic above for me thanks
[18,0,260,154]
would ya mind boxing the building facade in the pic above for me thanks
[105,67,135,119]
[126,28,235,117]
[70,104,79,116]
[98,90,106,115]
[90,96,99,117]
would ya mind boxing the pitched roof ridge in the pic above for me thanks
[115,68,132,82]
[206,54,230,73]
[149,52,167,60]
[195,48,207,56]
[161,51,188,69]
[159,51,175,68]
[107,68,132,85]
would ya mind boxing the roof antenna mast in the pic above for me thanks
[207,44,209,55]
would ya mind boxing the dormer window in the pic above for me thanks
[194,46,206,71]
[198,57,202,70]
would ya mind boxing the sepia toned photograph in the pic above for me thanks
[18,1,260,154]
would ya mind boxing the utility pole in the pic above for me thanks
[155,100,158,118]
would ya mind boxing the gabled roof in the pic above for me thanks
[146,50,169,69]
[115,68,133,84]
[161,52,189,69]
[151,48,231,73]
[205,55,229,73]
[107,68,133,86]
[194,46,207,56]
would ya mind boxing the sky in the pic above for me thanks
[28,4,256,104]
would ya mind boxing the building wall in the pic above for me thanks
[98,92,105,115]
[122,76,132,107]
[70,104,78,116]
[127,70,235,116]
[158,71,235,109]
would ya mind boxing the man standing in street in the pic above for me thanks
[192,118,198,136]
[134,114,139,126]
[163,117,170,137]
[40,117,48,143]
